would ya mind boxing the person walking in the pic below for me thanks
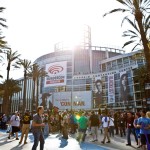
[133,112,141,148]
[126,112,138,146]
[1,114,7,130]
[19,110,32,144]
[89,111,100,142]
[8,111,20,140]
[108,114,114,137]
[101,113,110,144]
[61,111,69,139]
[32,106,45,150]
[76,112,88,143]
[137,110,150,150]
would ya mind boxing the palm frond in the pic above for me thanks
[117,0,133,9]
[125,18,140,33]
[122,40,135,48]
[103,8,129,17]
[131,43,141,51]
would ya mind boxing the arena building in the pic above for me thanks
[10,25,150,113]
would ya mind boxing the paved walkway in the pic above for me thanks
[0,129,138,150]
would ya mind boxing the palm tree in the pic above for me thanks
[2,49,21,114]
[0,7,8,53]
[133,65,150,108]
[36,67,48,108]
[28,63,47,111]
[0,6,8,77]
[0,7,7,28]
[15,59,32,112]
[0,78,22,114]
[4,49,21,81]
[103,0,150,69]
[134,65,150,91]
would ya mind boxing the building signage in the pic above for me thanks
[73,65,138,79]
[44,61,67,87]
[108,74,115,103]
[53,91,92,110]
[120,71,129,102]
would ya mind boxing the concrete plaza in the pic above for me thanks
[0,129,137,150]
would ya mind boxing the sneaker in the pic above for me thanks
[19,142,22,144]
[101,141,105,144]
[8,136,10,139]
[90,140,96,142]
[95,139,98,141]
[16,138,19,140]
[106,141,110,143]
[126,144,131,146]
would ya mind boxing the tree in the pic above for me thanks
[15,59,32,112]
[28,63,47,112]
[0,7,7,28]
[133,65,150,97]
[0,7,8,78]
[0,78,22,114]
[134,65,150,108]
[103,0,150,69]
[2,49,21,114]
[4,49,21,81]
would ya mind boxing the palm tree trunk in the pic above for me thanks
[136,17,150,70]
[2,83,9,115]
[3,64,11,114]
[36,78,39,108]
[23,71,27,113]
[32,79,36,113]
[7,63,10,81]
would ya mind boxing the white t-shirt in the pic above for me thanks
[102,116,110,128]
[10,115,20,127]
[109,117,114,126]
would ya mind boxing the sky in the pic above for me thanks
[0,0,131,80]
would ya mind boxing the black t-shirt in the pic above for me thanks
[22,114,32,124]
[89,114,99,126]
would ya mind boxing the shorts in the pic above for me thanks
[12,126,20,133]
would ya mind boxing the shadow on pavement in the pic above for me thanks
[80,142,109,150]
[0,138,16,146]
[9,144,24,150]
[59,137,68,148]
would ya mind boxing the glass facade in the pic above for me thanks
[11,46,146,112]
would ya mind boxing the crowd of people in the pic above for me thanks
[0,107,150,150]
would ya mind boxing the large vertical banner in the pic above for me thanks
[108,74,115,103]
[94,77,102,108]
[44,61,67,87]
[120,72,128,102]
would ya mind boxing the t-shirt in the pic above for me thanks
[89,114,99,127]
[10,115,20,127]
[137,117,150,134]
[32,113,43,130]
[22,114,32,124]
[78,116,88,129]
[109,117,114,126]
[102,116,110,128]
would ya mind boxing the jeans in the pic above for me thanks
[127,128,138,145]
[32,129,45,150]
